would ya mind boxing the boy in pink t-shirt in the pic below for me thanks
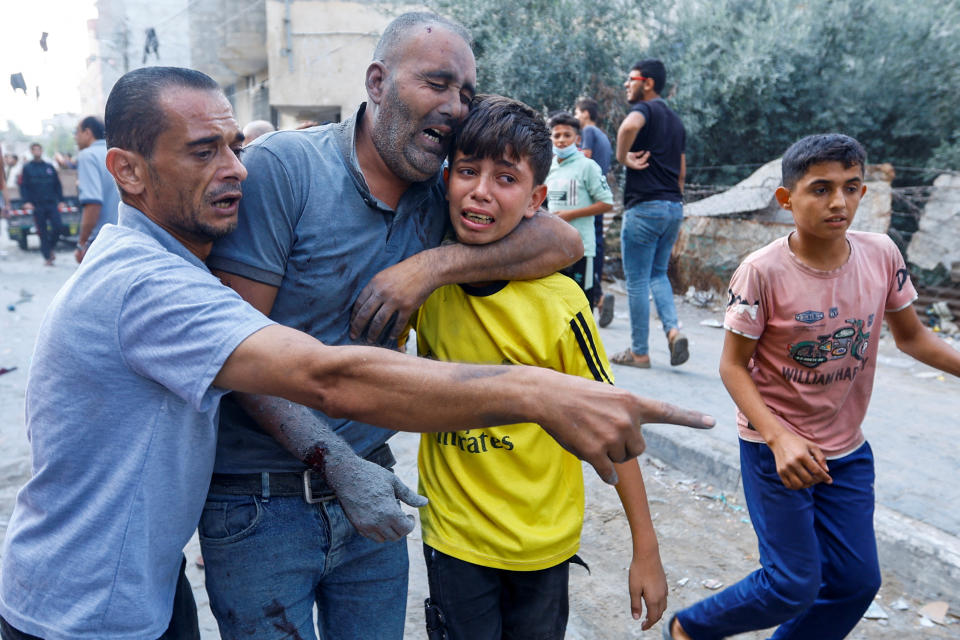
[666,134,960,640]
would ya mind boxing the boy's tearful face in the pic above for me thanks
[777,161,866,243]
[445,150,546,245]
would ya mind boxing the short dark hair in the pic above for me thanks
[451,94,552,185]
[30,143,42,150]
[548,112,581,133]
[574,97,600,123]
[105,66,220,158]
[373,12,471,65]
[781,134,866,189]
[632,59,666,94]
[79,115,105,140]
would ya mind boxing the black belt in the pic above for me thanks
[208,443,395,504]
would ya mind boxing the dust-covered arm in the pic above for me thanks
[233,393,426,542]
[351,210,583,343]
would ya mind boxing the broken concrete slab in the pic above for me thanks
[685,159,783,219]
[672,216,790,292]
[907,173,960,273]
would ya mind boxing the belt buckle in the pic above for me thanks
[302,469,333,504]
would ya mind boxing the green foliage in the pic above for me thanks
[649,0,960,184]
[430,0,646,128]
[429,0,960,183]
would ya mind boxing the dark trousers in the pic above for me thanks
[676,441,880,640]
[0,556,200,640]
[593,213,605,300]
[32,205,61,261]
[560,256,596,308]
[423,544,570,640]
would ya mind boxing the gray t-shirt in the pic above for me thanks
[76,139,121,241]
[580,124,612,175]
[207,103,448,472]
[0,204,273,640]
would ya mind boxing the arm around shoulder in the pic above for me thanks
[350,209,583,343]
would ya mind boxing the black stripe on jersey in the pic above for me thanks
[574,312,612,384]
[569,313,611,384]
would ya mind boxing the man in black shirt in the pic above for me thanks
[612,59,689,369]
[20,143,64,265]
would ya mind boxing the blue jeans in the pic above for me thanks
[620,200,683,355]
[676,441,880,640]
[423,544,570,640]
[199,491,408,640]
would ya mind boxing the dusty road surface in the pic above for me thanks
[1,243,957,638]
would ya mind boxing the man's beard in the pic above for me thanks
[149,164,239,240]
[370,84,448,184]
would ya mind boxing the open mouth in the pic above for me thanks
[423,127,444,143]
[462,211,493,225]
[824,216,846,223]
[211,194,241,210]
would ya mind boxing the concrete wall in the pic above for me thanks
[265,0,418,125]
[81,0,193,115]
[227,69,272,128]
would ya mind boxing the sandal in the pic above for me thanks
[669,332,689,366]
[611,348,651,369]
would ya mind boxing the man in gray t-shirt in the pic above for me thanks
[74,115,121,262]
[0,65,713,640]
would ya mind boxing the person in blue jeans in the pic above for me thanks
[612,59,689,369]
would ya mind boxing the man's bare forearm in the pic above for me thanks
[421,211,583,288]
[78,203,101,246]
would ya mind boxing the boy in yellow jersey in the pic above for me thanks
[405,95,671,639]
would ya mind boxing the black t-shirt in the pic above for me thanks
[623,98,685,208]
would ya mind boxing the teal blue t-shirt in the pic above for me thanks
[545,151,613,257]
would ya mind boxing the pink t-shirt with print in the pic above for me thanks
[723,231,918,458]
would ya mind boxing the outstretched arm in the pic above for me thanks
[886,306,960,377]
[614,459,667,630]
[351,210,582,343]
[215,323,715,485]
[719,330,832,489]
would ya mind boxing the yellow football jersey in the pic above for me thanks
[409,274,613,571]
